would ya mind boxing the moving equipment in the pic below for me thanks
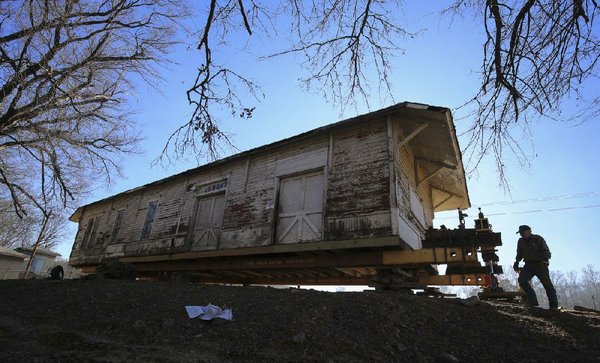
[98,208,521,298]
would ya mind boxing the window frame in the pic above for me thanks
[140,200,159,240]
[110,209,126,243]
[195,179,228,196]
[81,215,99,248]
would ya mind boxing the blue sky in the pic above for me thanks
[55,3,599,275]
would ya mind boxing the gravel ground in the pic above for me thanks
[1,279,599,362]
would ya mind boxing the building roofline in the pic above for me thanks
[15,246,61,257]
[0,247,28,260]
[444,110,471,209]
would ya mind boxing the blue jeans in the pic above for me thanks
[518,262,558,308]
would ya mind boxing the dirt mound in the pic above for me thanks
[1,280,599,362]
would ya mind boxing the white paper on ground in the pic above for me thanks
[185,304,233,320]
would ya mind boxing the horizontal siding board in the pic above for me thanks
[324,118,392,240]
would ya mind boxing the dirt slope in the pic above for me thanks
[1,279,599,362]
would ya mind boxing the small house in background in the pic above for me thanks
[0,247,28,279]
[68,102,471,285]
[15,246,60,277]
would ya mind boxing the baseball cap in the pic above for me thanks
[516,225,531,234]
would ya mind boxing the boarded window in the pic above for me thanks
[141,201,158,240]
[188,194,225,250]
[110,209,126,243]
[82,216,99,248]
[276,171,324,243]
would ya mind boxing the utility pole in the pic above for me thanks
[23,211,51,279]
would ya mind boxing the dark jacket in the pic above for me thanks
[50,265,64,280]
[515,234,551,263]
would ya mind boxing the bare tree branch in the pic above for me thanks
[447,0,599,189]
[0,0,182,218]
[162,0,413,162]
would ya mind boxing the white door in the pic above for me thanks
[276,171,324,243]
[189,194,225,250]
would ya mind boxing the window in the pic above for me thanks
[198,180,227,195]
[141,201,158,240]
[31,256,45,273]
[82,216,99,248]
[110,209,126,243]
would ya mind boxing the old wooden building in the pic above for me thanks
[69,102,473,285]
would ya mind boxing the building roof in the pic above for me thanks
[0,246,28,260]
[70,101,470,222]
[15,246,61,257]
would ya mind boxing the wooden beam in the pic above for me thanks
[397,123,429,148]
[417,274,487,286]
[387,115,399,236]
[417,165,444,187]
[434,194,454,210]
[131,252,382,272]
[119,236,402,263]
[174,272,487,287]
[130,246,479,273]
[415,157,456,171]
[431,186,462,211]
[382,247,478,266]
[192,275,373,286]
[243,158,251,192]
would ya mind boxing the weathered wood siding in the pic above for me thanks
[324,118,392,239]
[390,118,434,249]
[69,118,414,266]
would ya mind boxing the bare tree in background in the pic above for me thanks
[0,201,36,248]
[447,0,599,186]
[500,265,600,309]
[168,1,598,187]
[2,0,596,218]
[581,264,600,308]
[0,0,181,225]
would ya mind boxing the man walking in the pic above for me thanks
[50,265,64,280]
[513,225,559,311]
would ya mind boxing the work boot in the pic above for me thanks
[522,299,538,308]
[549,306,561,312]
